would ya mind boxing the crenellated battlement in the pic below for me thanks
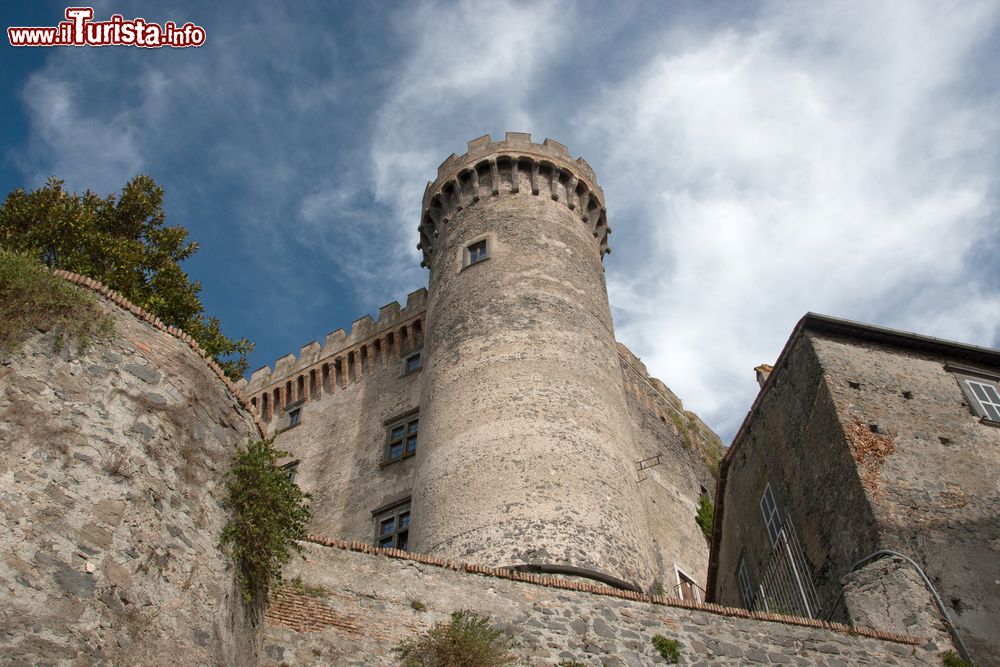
[417,132,610,268]
[238,288,427,424]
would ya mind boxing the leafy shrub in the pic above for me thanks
[0,176,252,378]
[651,635,681,663]
[0,249,113,355]
[220,437,311,605]
[941,651,972,667]
[289,576,327,598]
[696,495,714,540]
[396,610,518,667]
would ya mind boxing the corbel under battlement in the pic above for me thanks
[238,288,427,420]
[417,132,611,269]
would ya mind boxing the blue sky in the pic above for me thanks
[4,1,1000,441]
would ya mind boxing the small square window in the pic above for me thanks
[373,501,410,551]
[463,238,490,268]
[468,240,488,264]
[405,352,422,374]
[280,460,300,484]
[384,411,418,463]
[288,408,301,427]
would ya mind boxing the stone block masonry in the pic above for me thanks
[0,272,261,666]
[261,539,938,666]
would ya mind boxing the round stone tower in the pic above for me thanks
[411,132,657,590]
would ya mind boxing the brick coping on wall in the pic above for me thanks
[50,269,267,437]
[288,534,925,647]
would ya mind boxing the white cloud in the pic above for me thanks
[580,0,1000,439]
[369,0,572,285]
[19,68,144,194]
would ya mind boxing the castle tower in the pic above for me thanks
[411,133,657,590]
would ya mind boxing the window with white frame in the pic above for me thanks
[737,558,754,608]
[675,567,702,603]
[760,483,782,546]
[952,368,1000,424]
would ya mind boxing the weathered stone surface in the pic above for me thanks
[712,320,999,664]
[260,542,937,666]
[413,141,658,590]
[245,137,719,599]
[0,288,261,666]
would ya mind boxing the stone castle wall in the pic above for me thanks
[620,345,721,597]
[813,331,1000,662]
[241,288,427,427]
[712,333,879,616]
[257,330,424,544]
[0,274,261,666]
[712,323,997,663]
[260,539,935,666]
[413,135,657,589]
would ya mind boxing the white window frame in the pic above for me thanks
[737,557,753,608]
[965,378,1000,422]
[760,482,782,546]
[674,566,702,603]
[948,364,1000,425]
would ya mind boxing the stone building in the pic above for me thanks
[6,134,989,664]
[708,313,999,664]
[240,133,722,598]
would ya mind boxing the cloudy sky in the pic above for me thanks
[3,1,999,441]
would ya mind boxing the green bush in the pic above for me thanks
[220,437,311,605]
[288,576,326,598]
[941,651,972,667]
[651,635,681,663]
[396,610,518,667]
[0,249,113,355]
[696,495,714,540]
[1,176,252,378]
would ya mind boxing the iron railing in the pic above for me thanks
[748,520,822,619]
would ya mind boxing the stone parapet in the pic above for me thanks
[260,538,936,666]
[242,288,427,398]
[418,132,610,268]
[50,268,266,436]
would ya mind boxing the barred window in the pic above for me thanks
[404,352,422,374]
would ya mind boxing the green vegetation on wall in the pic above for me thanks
[651,634,681,663]
[0,249,113,355]
[220,437,311,605]
[696,495,714,540]
[395,610,518,667]
[0,176,252,379]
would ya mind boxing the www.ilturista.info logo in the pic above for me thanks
[8,7,206,48]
